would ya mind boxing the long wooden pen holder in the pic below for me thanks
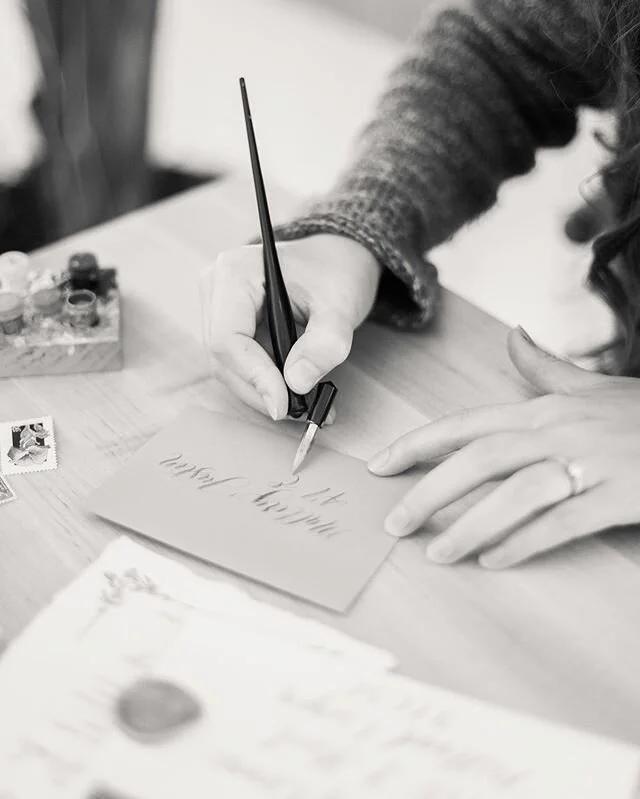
[0,251,123,377]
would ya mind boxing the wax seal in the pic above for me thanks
[116,677,202,743]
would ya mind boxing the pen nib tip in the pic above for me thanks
[291,423,317,475]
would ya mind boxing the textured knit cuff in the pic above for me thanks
[272,211,440,330]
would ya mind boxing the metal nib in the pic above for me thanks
[292,423,318,474]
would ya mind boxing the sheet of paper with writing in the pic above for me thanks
[0,538,638,799]
[0,537,393,799]
[92,627,640,799]
[89,407,416,612]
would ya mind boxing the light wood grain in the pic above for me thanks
[2,179,640,751]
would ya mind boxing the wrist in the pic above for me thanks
[307,233,382,283]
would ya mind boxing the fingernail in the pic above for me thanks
[426,537,456,564]
[261,394,279,421]
[286,358,319,394]
[368,448,390,474]
[478,551,507,569]
[325,407,337,426]
[516,326,536,346]
[384,506,412,537]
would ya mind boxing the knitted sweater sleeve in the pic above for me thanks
[272,0,612,328]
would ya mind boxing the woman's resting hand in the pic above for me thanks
[369,328,640,568]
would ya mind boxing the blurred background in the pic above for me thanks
[0,0,608,335]
[0,0,411,253]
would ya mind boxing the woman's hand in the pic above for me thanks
[201,234,381,420]
[368,327,640,568]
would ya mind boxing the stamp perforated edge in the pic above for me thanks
[0,416,58,475]
[0,474,15,504]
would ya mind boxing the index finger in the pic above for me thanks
[368,402,537,476]
[201,256,289,418]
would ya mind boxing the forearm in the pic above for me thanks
[275,0,611,327]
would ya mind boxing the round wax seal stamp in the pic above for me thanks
[116,678,202,743]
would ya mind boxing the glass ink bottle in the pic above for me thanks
[65,289,99,330]
[0,292,25,335]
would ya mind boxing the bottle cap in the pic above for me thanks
[69,252,99,273]
[69,253,100,293]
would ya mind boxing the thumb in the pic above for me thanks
[508,326,609,394]
[284,310,354,394]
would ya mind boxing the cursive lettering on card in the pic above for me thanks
[157,455,346,538]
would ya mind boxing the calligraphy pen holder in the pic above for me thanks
[0,251,123,377]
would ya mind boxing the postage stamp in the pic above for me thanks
[0,416,58,475]
[0,475,15,505]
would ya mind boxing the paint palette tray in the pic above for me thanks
[0,251,123,378]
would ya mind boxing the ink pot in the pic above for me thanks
[69,252,100,294]
[65,289,99,329]
[32,287,63,319]
[0,292,25,335]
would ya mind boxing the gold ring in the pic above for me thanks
[553,457,586,498]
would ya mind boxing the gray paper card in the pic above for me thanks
[89,407,415,612]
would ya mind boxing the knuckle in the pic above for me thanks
[399,487,424,519]
[215,249,244,273]
[545,422,582,450]
[443,406,480,438]
[330,332,352,363]
[317,327,352,365]
[206,355,224,380]
[528,394,573,428]
[463,434,509,468]
[244,364,264,392]
[214,247,259,278]
[388,431,420,462]
[206,328,232,359]
[508,465,550,504]
[446,406,474,428]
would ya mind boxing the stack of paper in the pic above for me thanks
[0,538,638,798]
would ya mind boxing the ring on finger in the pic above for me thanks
[551,457,587,498]
[426,459,584,564]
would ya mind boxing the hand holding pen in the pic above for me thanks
[200,82,383,454]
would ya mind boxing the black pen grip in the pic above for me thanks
[308,381,337,427]
[263,248,308,418]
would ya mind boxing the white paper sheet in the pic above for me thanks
[0,538,638,799]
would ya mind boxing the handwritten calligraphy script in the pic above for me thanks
[158,453,346,538]
[90,407,412,610]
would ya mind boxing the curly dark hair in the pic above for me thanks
[588,0,640,375]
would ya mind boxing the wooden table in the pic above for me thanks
[3,178,640,749]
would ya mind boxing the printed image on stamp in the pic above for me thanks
[0,475,15,505]
[0,416,58,475]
